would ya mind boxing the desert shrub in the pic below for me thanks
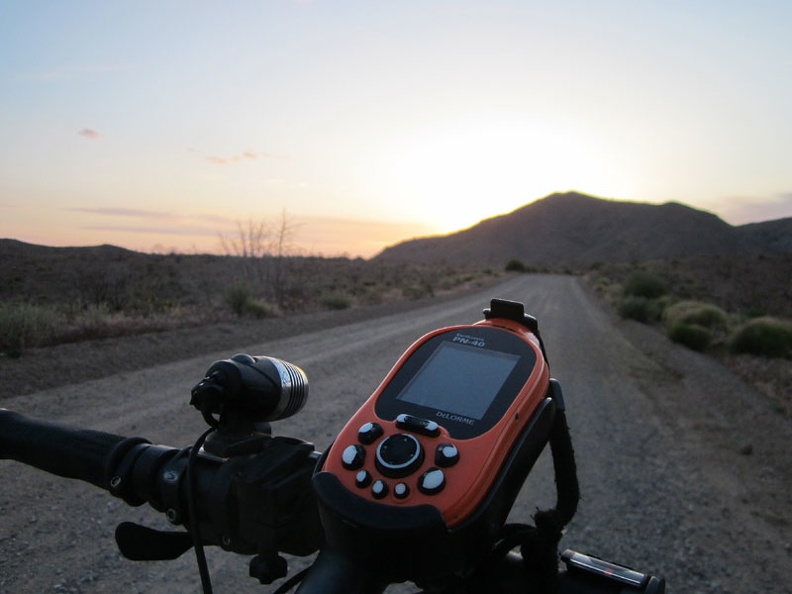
[0,302,58,357]
[623,271,668,299]
[668,322,712,352]
[243,299,280,319]
[402,282,434,300]
[618,296,663,323]
[73,303,112,337]
[584,273,610,296]
[360,289,383,305]
[321,294,351,310]
[665,301,728,330]
[505,259,528,272]
[729,317,792,358]
[225,281,252,317]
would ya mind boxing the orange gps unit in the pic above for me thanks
[313,299,560,584]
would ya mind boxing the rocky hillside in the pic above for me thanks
[374,192,792,267]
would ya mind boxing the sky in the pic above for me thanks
[1,1,791,258]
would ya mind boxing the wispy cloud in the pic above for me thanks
[67,206,236,230]
[78,128,101,140]
[67,206,165,218]
[81,225,222,238]
[204,150,290,165]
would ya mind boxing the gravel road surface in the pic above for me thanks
[1,275,789,593]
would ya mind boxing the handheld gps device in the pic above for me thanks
[313,299,559,583]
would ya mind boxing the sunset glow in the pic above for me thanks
[1,2,791,257]
[366,114,618,232]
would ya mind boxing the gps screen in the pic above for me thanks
[395,341,520,420]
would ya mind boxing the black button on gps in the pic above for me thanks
[357,422,383,445]
[376,433,423,478]
[394,482,410,499]
[418,468,446,495]
[355,470,372,488]
[435,443,460,467]
[341,444,365,470]
[396,414,440,437]
[371,480,389,499]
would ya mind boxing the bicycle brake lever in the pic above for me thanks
[115,522,193,561]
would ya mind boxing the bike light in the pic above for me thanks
[191,353,309,423]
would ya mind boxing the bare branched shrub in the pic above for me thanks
[218,211,303,309]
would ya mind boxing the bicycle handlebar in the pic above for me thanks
[0,409,148,490]
[0,407,664,593]
[0,408,323,582]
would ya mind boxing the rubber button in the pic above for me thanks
[394,482,410,499]
[358,422,383,445]
[435,443,460,467]
[396,414,440,437]
[341,444,365,470]
[355,470,372,488]
[371,480,389,499]
[418,468,445,495]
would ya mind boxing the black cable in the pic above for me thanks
[187,427,216,594]
[477,393,580,593]
[271,566,312,594]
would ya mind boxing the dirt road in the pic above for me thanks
[1,275,790,593]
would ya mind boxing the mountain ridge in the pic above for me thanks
[374,192,791,266]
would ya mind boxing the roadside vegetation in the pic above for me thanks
[0,239,500,359]
[584,254,792,415]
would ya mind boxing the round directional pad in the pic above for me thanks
[375,433,423,478]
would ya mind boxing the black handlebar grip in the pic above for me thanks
[0,409,145,491]
[295,548,389,594]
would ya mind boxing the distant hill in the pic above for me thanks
[374,192,792,267]
[737,217,792,253]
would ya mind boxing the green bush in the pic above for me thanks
[618,296,663,323]
[668,322,712,352]
[321,294,352,310]
[623,271,668,299]
[665,301,728,330]
[225,281,252,317]
[505,259,528,272]
[0,302,58,357]
[729,317,792,358]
